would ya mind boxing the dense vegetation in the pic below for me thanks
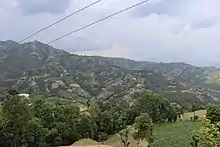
[0,95,126,146]
[0,91,184,147]
[191,104,220,147]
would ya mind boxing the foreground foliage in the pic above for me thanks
[0,91,184,147]
[206,104,220,122]
[135,93,183,123]
[133,113,153,146]
[0,95,129,147]
[191,120,220,147]
[193,104,220,147]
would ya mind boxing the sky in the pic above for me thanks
[0,0,220,66]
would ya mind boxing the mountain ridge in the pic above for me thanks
[1,40,220,107]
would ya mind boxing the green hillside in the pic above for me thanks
[1,41,220,106]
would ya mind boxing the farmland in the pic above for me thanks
[107,121,200,147]
[69,107,205,147]
[152,121,201,147]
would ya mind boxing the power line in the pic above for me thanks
[18,0,103,43]
[47,0,149,45]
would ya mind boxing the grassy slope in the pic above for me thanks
[204,69,220,84]
[105,126,137,147]
[105,121,200,147]
[74,139,98,146]
[152,121,200,147]
[183,110,207,121]
[73,110,203,147]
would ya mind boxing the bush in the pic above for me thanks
[194,116,199,121]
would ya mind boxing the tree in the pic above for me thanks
[123,105,140,125]
[165,103,178,122]
[136,92,176,123]
[89,101,127,142]
[0,94,135,146]
[0,113,13,147]
[1,95,32,147]
[78,114,94,139]
[206,104,220,122]
[133,113,154,147]
[7,89,20,96]
[53,104,81,146]
[171,103,184,119]
[120,129,130,147]
[98,132,108,144]
[167,107,177,122]
[192,103,196,122]
[89,101,101,118]
[136,93,163,123]
[24,117,48,147]
[194,116,199,121]
[195,119,220,146]
[86,99,91,109]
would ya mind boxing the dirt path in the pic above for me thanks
[183,110,207,120]
[62,145,113,147]
[60,139,114,147]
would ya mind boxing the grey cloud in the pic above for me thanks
[19,0,71,15]
[1,0,220,66]
[191,19,218,29]
[133,0,219,30]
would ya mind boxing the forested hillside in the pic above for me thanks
[1,41,220,107]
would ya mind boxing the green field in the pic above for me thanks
[70,120,201,147]
[204,69,220,84]
[101,121,200,147]
[152,121,200,147]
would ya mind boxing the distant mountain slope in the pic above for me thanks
[96,57,220,91]
[0,40,220,107]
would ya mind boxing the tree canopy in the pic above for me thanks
[0,91,184,147]
[133,113,154,146]
[135,92,182,123]
[194,119,220,147]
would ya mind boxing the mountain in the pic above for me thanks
[95,57,220,91]
[0,40,220,107]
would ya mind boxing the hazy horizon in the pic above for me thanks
[1,39,220,68]
[0,0,219,66]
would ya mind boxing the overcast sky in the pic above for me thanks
[0,0,219,66]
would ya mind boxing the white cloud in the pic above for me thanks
[0,0,220,66]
